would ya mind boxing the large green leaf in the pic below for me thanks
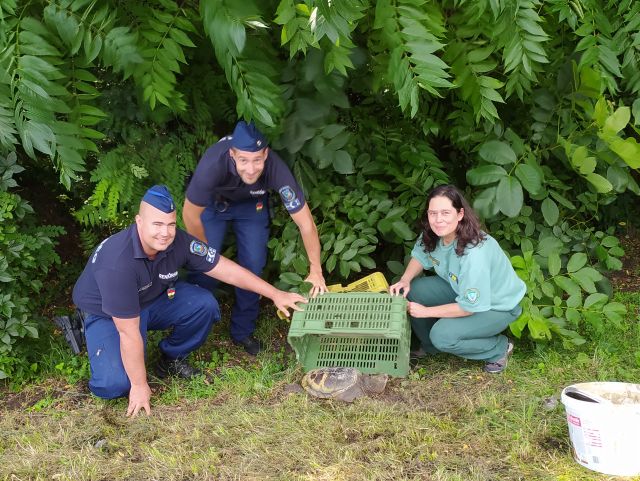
[466,165,507,185]
[541,197,559,226]
[479,140,517,165]
[554,276,581,297]
[547,251,561,276]
[603,106,630,136]
[515,163,542,194]
[333,150,354,174]
[603,302,626,323]
[536,236,564,258]
[496,177,523,217]
[566,253,587,273]
[585,173,613,193]
[527,315,552,340]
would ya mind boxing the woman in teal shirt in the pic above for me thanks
[390,185,526,373]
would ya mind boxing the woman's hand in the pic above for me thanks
[389,279,411,297]
[407,301,431,318]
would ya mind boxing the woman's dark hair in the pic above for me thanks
[420,185,486,256]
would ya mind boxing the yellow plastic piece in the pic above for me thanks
[276,272,389,320]
[329,272,389,293]
[343,272,389,293]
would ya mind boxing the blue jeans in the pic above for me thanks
[84,282,220,399]
[187,196,270,341]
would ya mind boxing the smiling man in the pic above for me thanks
[72,185,305,416]
[182,121,327,355]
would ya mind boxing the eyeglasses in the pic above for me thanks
[427,210,456,219]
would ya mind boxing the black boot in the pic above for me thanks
[155,353,202,379]
[232,335,262,356]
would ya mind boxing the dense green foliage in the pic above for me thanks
[1,0,639,378]
[0,152,64,379]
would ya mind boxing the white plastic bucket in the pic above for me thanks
[561,382,640,476]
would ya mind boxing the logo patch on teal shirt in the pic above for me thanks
[464,288,479,304]
[449,272,458,283]
[427,254,440,266]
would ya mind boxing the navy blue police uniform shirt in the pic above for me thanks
[185,137,306,213]
[72,225,220,318]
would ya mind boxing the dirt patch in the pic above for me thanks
[609,227,640,292]
[0,378,90,411]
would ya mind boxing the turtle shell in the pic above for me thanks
[301,367,366,402]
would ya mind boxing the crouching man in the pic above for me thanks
[72,185,305,416]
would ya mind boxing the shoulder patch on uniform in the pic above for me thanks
[206,247,217,263]
[464,288,479,304]
[279,185,296,202]
[279,185,301,211]
[190,240,207,256]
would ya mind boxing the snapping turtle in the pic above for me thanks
[301,367,389,402]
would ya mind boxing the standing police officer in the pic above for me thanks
[72,185,305,416]
[183,121,327,355]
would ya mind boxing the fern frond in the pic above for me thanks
[102,26,142,78]
[311,0,366,44]
[0,83,17,149]
[495,0,550,100]
[275,0,318,57]
[1,6,135,188]
[445,42,505,123]
[565,3,625,95]
[79,228,100,255]
[0,0,16,23]
[617,2,640,94]
[129,1,197,111]
[201,0,285,128]
[373,0,453,117]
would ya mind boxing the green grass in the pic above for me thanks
[1,293,639,480]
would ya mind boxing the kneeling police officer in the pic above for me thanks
[72,185,305,416]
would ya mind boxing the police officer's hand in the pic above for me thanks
[389,279,411,297]
[127,383,152,417]
[274,291,308,318]
[305,271,328,298]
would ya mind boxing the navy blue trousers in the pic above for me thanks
[187,196,269,341]
[85,282,220,399]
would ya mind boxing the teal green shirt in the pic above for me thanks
[411,234,526,313]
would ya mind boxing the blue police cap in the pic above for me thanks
[142,185,175,213]
[230,121,267,152]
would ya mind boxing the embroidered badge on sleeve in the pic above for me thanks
[206,247,217,263]
[279,185,301,211]
[464,288,480,304]
[190,240,207,256]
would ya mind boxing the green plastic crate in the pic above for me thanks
[287,293,410,377]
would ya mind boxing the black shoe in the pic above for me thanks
[155,353,202,379]
[53,310,86,354]
[232,335,262,356]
